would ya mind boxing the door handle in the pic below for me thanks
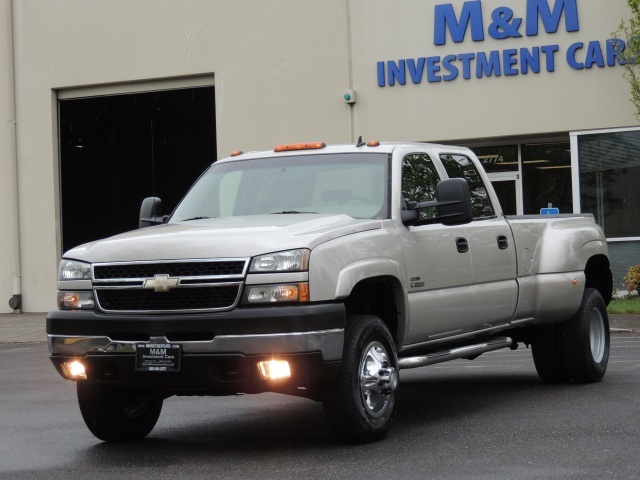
[497,235,509,250]
[456,237,469,253]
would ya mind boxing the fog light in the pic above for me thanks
[61,360,87,380]
[257,360,291,380]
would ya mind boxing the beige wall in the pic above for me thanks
[0,0,637,312]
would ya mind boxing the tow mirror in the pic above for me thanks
[139,197,167,228]
[402,178,473,226]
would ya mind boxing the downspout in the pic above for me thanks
[345,0,355,143]
[4,0,22,312]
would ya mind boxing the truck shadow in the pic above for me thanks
[77,366,592,468]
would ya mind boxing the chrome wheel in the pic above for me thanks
[359,341,398,419]
[589,307,606,363]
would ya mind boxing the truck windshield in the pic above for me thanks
[170,152,390,222]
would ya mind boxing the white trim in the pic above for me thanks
[57,74,215,100]
[569,133,581,213]
[607,237,640,243]
[570,125,640,137]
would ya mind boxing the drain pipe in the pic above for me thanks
[4,0,22,312]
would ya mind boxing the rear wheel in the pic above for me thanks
[562,288,609,383]
[531,323,571,383]
[322,315,399,443]
[77,381,163,441]
[531,288,609,384]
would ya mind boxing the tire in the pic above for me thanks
[561,288,610,383]
[531,288,609,384]
[322,315,399,443]
[531,323,571,383]
[77,381,163,442]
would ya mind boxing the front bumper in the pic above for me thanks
[47,303,345,394]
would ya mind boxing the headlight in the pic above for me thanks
[58,291,96,310]
[59,260,91,280]
[250,249,310,273]
[244,283,309,304]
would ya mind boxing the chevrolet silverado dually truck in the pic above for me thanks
[47,140,613,443]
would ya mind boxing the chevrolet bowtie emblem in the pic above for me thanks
[143,274,179,292]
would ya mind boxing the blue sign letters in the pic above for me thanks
[377,0,622,87]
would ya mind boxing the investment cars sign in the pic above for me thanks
[376,0,626,87]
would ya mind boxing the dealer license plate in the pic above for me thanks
[135,343,181,372]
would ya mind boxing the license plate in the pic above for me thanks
[135,343,181,372]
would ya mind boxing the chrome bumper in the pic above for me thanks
[48,328,344,362]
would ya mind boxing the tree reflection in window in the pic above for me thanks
[401,154,440,220]
[440,154,494,219]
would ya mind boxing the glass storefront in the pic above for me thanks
[575,128,640,289]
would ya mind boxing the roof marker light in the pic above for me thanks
[230,150,243,157]
[274,142,326,152]
[367,140,380,147]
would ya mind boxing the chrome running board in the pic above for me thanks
[398,336,513,370]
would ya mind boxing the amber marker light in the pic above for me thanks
[572,279,579,286]
[367,140,380,147]
[257,360,291,380]
[230,149,243,157]
[274,142,326,152]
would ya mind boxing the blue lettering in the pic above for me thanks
[407,58,426,84]
[387,60,406,86]
[377,61,386,87]
[584,41,605,68]
[567,42,584,69]
[521,47,540,74]
[540,44,559,71]
[488,7,523,40]
[476,51,502,77]
[427,57,442,82]
[503,49,519,75]
[434,1,484,45]
[526,0,579,36]
[606,39,626,66]
[442,55,459,80]
[458,53,475,79]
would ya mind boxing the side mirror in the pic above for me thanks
[436,178,473,226]
[139,197,167,228]
[402,178,473,226]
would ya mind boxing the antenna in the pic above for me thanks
[356,136,365,147]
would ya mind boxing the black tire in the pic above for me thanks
[531,323,572,383]
[561,288,610,383]
[77,381,163,442]
[322,315,399,443]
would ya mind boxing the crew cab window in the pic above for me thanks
[440,153,494,219]
[401,153,441,221]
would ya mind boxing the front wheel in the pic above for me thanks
[322,315,399,443]
[77,381,163,441]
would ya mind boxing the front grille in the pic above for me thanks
[96,285,241,312]
[94,261,246,279]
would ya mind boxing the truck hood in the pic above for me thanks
[64,214,382,263]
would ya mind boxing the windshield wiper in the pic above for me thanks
[180,216,214,221]
[269,211,319,215]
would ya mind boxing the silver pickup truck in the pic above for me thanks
[47,141,613,443]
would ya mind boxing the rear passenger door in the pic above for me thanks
[439,152,518,328]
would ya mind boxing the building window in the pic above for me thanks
[521,142,572,214]
[578,130,640,238]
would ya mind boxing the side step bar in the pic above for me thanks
[398,336,513,370]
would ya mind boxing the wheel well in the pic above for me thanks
[585,254,613,305]
[344,276,402,341]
